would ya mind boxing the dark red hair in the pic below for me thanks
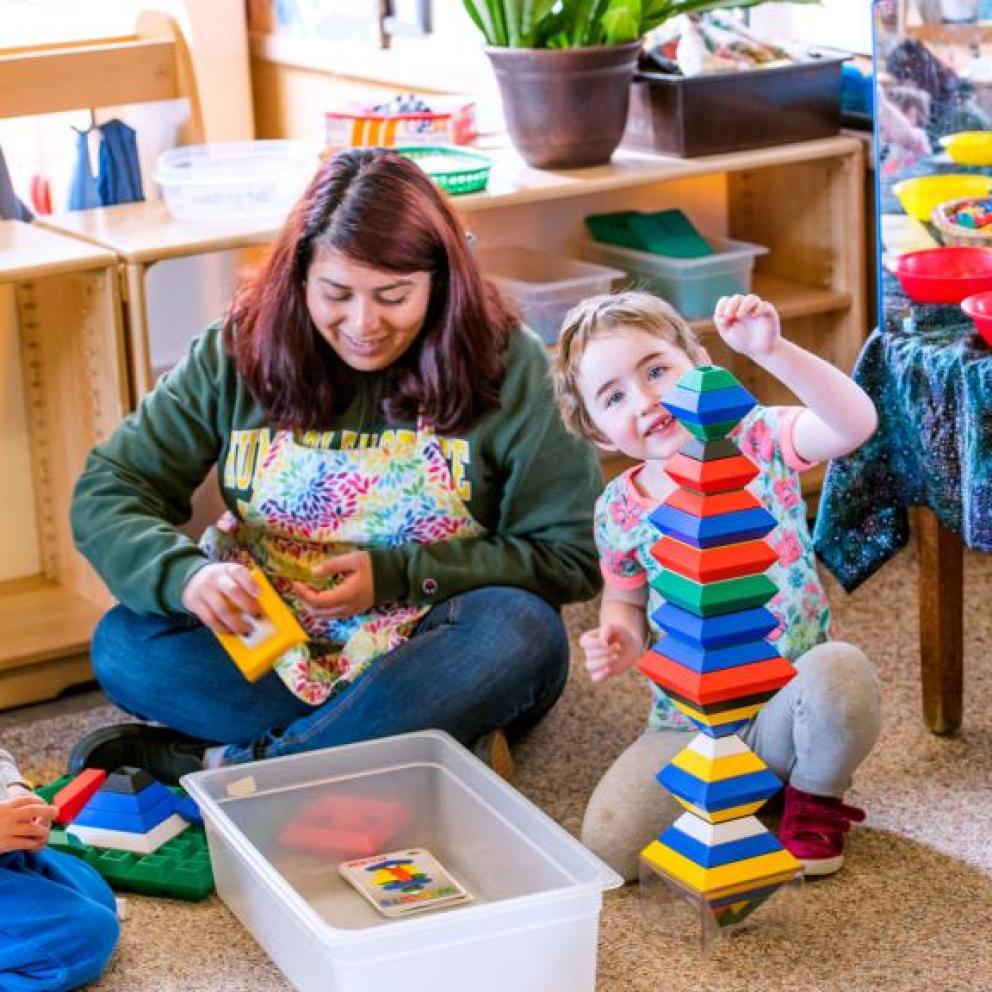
[224,149,515,432]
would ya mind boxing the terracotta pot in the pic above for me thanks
[485,43,641,169]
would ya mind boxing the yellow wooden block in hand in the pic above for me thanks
[215,568,308,682]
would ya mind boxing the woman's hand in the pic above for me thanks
[181,562,261,636]
[713,294,782,359]
[292,551,375,619]
[579,623,643,683]
[0,792,58,854]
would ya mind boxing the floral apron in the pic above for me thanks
[201,421,484,705]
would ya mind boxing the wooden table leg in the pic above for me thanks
[916,507,964,735]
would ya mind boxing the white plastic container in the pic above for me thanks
[153,141,315,222]
[478,245,625,344]
[182,731,622,992]
[579,235,768,319]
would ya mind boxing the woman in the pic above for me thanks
[69,149,601,783]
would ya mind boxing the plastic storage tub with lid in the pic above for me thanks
[153,141,315,222]
[477,245,625,345]
[182,731,622,992]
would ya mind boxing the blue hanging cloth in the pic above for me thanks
[67,128,101,211]
[96,119,144,206]
[0,145,32,221]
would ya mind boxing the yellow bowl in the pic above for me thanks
[893,174,992,221]
[940,132,992,166]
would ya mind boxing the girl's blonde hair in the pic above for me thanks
[550,291,703,442]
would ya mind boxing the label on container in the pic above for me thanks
[339,847,473,917]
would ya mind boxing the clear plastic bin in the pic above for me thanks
[579,235,768,319]
[182,731,622,992]
[478,245,625,344]
[153,141,316,222]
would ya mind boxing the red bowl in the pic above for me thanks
[961,291,992,346]
[891,246,992,304]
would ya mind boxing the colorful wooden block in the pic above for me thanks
[662,383,757,428]
[679,437,742,462]
[53,769,107,825]
[653,570,777,617]
[649,635,781,674]
[657,813,783,868]
[639,652,797,707]
[670,696,767,734]
[101,767,155,795]
[653,603,779,648]
[658,761,782,816]
[675,366,742,393]
[663,487,762,518]
[652,536,778,583]
[665,451,759,494]
[650,504,776,549]
[68,814,189,855]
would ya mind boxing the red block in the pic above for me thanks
[639,650,796,707]
[651,536,779,582]
[53,768,107,825]
[663,488,762,518]
[277,795,411,857]
[665,451,759,494]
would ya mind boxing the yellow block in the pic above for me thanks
[672,698,765,727]
[671,747,767,782]
[675,796,766,823]
[215,567,308,682]
[640,840,801,898]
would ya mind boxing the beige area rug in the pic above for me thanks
[2,538,991,992]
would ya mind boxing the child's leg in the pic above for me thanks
[743,641,882,797]
[580,731,690,882]
[0,849,119,992]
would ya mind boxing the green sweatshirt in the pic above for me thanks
[71,324,603,617]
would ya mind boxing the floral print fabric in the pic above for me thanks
[594,406,832,732]
[202,425,484,705]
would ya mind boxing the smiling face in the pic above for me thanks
[304,245,433,371]
[576,326,703,462]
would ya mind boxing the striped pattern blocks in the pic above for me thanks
[638,366,801,929]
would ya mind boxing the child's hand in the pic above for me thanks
[0,792,58,854]
[579,624,643,683]
[713,294,781,359]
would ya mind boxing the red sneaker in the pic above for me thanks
[778,784,866,876]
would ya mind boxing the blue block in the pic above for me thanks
[653,636,782,673]
[684,715,755,738]
[658,824,784,868]
[81,781,175,814]
[658,764,782,812]
[662,384,756,426]
[653,603,779,648]
[649,505,776,548]
[74,785,178,832]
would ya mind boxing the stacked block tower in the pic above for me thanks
[638,366,802,929]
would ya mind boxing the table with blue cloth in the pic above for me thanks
[813,271,992,734]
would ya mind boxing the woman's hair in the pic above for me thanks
[550,290,702,442]
[224,149,516,432]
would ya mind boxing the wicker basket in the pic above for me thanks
[394,146,492,196]
[932,196,992,248]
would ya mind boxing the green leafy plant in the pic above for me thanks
[462,0,820,49]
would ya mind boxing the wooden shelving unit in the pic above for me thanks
[0,222,128,708]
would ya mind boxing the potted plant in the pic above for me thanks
[461,0,818,169]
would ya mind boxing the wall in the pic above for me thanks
[750,0,873,54]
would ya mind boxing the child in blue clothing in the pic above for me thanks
[0,747,119,991]
[551,291,882,882]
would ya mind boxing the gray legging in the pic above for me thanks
[581,641,882,882]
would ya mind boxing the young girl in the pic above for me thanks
[0,746,119,990]
[551,291,882,882]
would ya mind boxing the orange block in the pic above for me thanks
[663,488,762,518]
[652,536,779,582]
[665,452,759,494]
[639,651,796,706]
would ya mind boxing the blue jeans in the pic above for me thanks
[91,587,570,765]
[0,848,119,991]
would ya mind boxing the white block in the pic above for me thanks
[68,813,188,854]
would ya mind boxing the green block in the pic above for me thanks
[678,366,743,393]
[585,208,713,258]
[39,777,214,902]
[684,418,741,442]
[653,570,777,617]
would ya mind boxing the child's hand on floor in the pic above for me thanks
[579,624,642,683]
[0,791,58,854]
[713,294,781,359]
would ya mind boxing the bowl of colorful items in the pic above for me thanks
[939,131,992,167]
[961,291,992,346]
[932,196,992,247]
[892,174,992,222]
[889,246,992,304]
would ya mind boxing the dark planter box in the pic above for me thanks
[621,49,849,158]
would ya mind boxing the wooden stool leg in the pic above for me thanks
[916,507,963,735]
